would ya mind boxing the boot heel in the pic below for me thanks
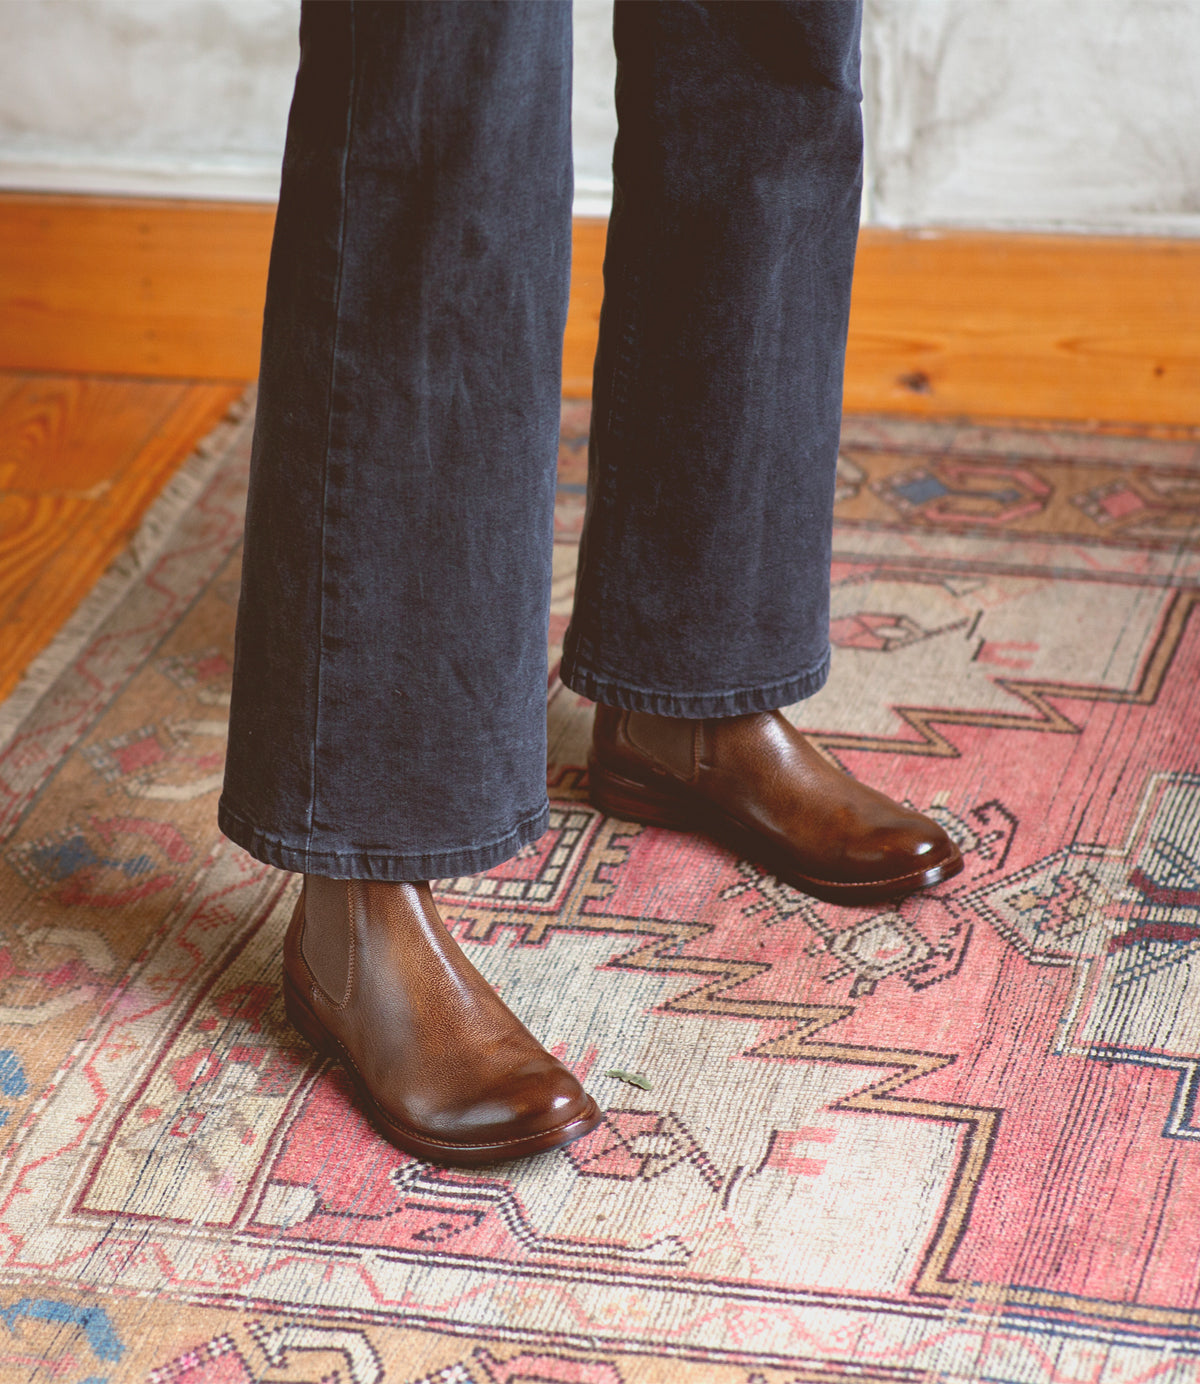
[283,972,337,1062]
[587,759,694,830]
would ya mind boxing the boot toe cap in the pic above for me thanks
[855,817,963,890]
[400,1055,600,1160]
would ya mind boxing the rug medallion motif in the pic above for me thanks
[0,403,1198,1382]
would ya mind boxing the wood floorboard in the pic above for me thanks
[0,372,243,703]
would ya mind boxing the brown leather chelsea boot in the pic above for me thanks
[589,707,963,905]
[283,876,601,1165]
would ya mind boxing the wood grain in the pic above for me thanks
[2,193,1198,424]
[0,194,274,380]
[0,373,242,702]
[564,218,607,397]
[844,229,1200,425]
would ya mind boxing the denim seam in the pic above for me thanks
[560,646,831,715]
[305,1,359,859]
[218,796,550,882]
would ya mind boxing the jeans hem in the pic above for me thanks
[558,648,831,717]
[217,797,550,882]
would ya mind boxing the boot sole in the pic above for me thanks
[283,970,603,1168]
[589,758,964,906]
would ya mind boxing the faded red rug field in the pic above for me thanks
[0,397,1198,1384]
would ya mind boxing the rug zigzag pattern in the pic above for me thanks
[0,401,1198,1383]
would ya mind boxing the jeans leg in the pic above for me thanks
[561,0,864,717]
[220,0,573,881]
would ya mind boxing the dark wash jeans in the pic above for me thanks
[219,0,864,882]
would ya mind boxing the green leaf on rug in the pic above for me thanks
[604,1068,652,1090]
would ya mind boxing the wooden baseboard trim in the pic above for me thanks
[845,228,1200,426]
[0,194,274,383]
[2,193,1197,425]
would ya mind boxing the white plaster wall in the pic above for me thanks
[0,0,617,207]
[863,0,1200,235]
[1,0,1198,234]
[0,0,299,200]
[572,0,619,216]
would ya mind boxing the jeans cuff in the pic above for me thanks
[558,648,831,717]
[216,797,550,882]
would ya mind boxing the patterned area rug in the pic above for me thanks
[1,395,1199,1384]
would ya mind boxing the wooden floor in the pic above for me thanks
[0,371,243,703]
